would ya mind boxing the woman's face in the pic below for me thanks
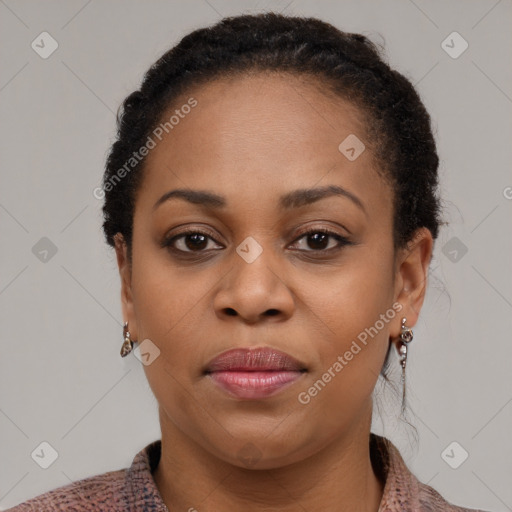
[115,72,431,469]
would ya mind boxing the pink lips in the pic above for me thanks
[205,347,306,399]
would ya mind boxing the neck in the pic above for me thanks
[153,409,385,512]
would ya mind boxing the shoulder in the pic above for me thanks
[417,480,491,512]
[371,433,493,512]
[5,440,166,512]
[4,467,127,511]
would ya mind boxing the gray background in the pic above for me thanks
[1,0,511,510]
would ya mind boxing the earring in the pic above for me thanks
[398,317,414,373]
[120,322,135,357]
[397,317,413,411]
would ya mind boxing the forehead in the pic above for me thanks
[163,72,368,162]
[138,72,391,218]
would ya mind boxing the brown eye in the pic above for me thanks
[290,229,353,252]
[162,230,223,253]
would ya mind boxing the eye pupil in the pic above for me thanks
[185,233,208,251]
[308,232,329,250]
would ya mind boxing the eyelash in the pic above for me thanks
[161,227,353,257]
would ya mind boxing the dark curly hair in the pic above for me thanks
[101,12,443,420]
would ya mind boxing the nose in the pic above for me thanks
[213,246,295,324]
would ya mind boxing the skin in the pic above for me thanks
[114,72,433,512]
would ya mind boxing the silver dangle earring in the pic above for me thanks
[397,317,414,410]
[120,322,135,357]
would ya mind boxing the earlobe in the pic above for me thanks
[393,227,433,330]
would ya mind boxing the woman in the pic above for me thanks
[7,12,491,512]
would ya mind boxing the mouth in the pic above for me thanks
[204,347,307,399]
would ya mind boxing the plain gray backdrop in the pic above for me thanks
[1,0,511,510]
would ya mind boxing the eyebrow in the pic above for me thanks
[153,185,366,215]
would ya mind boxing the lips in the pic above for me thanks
[204,347,306,373]
[204,347,307,399]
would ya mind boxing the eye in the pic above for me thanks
[161,229,223,253]
[290,228,353,252]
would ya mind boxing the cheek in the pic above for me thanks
[300,249,395,393]
[304,246,395,333]
[131,261,207,433]
[131,269,205,369]
[128,241,202,382]
[130,231,203,336]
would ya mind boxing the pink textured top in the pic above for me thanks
[6,433,489,511]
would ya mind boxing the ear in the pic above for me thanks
[391,227,433,346]
[114,233,138,341]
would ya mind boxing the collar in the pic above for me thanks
[123,433,421,511]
